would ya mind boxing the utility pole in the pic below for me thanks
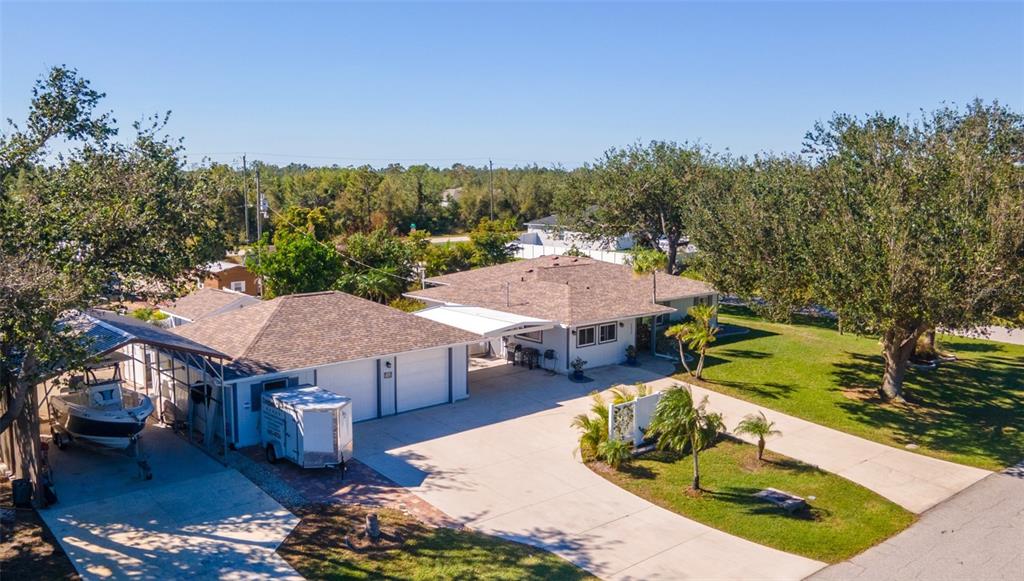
[242,154,250,243]
[255,161,263,241]
[488,159,494,221]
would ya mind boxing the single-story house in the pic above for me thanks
[160,287,260,327]
[518,214,635,253]
[404,255,718,372]
[199,260,259,296]
[171,291,479,447]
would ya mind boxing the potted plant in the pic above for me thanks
[570,357,588,380]
[624,344,637,366]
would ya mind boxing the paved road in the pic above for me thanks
[356,363,825,581]
[646,378,992,514]
[810,462,1024,581]
[949,326,1024,346]
[42,426,301,580]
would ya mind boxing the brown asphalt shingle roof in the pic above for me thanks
[161,288,260,322]
[171,291,479,378]
[406,255,717,327]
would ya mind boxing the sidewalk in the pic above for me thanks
[646,378,991,514]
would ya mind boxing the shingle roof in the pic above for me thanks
[161,288,260,322]
[406,255,717,326]
[524,214,559,226]
[171,291,479,378]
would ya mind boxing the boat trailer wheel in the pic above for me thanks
[50,429,67,450]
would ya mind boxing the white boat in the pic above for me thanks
[49,380,154,450]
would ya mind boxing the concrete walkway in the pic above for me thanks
[356,363,825,580]
[948,325,1024,346]
[647,378,991,514]
[810,462,1024,581]
[42,426,301,580]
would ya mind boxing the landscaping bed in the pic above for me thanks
[277,503,595,580]
[593,439,914,563]
[687,306,1024,471]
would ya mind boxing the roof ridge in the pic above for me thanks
[236,297,287,363]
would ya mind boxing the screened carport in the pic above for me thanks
[50,310,232,461]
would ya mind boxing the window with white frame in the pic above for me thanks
[230,280,246,293]
[599,322,617,343]
[517,330,543,343]
[576,326,596,347]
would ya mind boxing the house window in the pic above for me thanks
[599,323,617,344]
[517,330,543,343]
[230,280,246,293]
[655,313,669,327]
[262,379,288,391]
[576,326,596,348]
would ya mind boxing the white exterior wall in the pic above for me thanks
[568,318,635,373]
[452,346,469,400]
[507,326,568,372]
[664,293,719,324]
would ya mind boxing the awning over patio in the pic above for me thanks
[413,305,554,338]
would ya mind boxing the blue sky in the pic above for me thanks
[3,1,1022,168]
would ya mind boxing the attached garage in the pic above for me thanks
[172,291,478,447]
[396,347,450,413]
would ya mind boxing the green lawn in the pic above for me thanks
[277,504,594,580]
[596,439,914,563]
[689,306,1024,470]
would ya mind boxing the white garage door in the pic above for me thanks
[396,348,449,413]
[316,359,378,421]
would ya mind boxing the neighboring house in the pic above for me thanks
[172,291,479,447]
[518,214,635,253]
[199,260,259,296]
[405,255,718,372]
[159,288,261,327]
[440,187,465,208]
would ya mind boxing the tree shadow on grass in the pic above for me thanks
[830,349,1024,467]
[706,487,829,521]
[704,377,798,400]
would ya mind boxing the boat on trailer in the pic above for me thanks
[49,380,154,451]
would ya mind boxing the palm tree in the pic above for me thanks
[571,392,610,461]
[734,411,781,462]
[645,385,725,491]
[665,305,719,379]
[665,321,696,376]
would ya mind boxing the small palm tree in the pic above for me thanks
[598,438,632,470]
[665,321,696,376]
[665,305,719,379]
[735,411,781,462]
[646,385,725,491]
[571,392,609,461]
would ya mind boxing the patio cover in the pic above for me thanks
[413,305,554,338]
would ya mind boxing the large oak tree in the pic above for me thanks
[0,67,224,505]
[691,102,1024,401]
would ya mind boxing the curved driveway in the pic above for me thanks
[355,363,825,580]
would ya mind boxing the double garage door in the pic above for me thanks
[318,347,450,421]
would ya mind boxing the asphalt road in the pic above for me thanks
[810,462,1024,581]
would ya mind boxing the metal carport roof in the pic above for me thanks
[413,305,555,338]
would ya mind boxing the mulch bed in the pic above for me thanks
[0,479,78,580]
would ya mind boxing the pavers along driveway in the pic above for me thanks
[355,363,825,580]
[42,425,300,580]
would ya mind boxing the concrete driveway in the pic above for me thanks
[355,363,825,580]
[42,425,300,580]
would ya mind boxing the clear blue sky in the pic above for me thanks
[3,1,1022,168]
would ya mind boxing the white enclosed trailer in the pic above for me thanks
[261,386,353,468]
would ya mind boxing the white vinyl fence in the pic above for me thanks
[609,391,663,446]
[513,243,630,265]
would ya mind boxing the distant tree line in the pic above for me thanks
[204,161,568,248]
